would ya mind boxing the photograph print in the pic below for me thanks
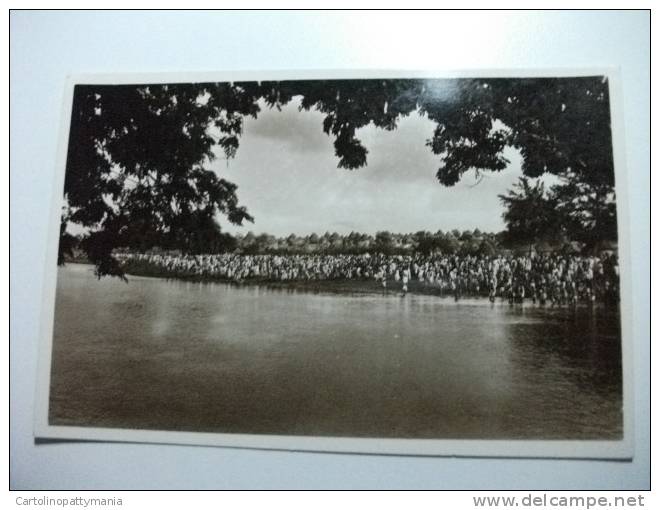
[37,71,630,457]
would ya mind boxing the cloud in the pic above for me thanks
[212,90,524,237]
[353,111,440,185]
[244,98,332,155]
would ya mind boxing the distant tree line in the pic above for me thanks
[61,226,603,263]
[232,229,501,256]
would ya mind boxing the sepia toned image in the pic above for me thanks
[37,72,630,456]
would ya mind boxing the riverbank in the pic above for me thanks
[122,262,449,297]
[120,262,611,306]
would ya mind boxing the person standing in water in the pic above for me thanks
[402,266,410,296]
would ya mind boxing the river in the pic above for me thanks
[49,263,623,439]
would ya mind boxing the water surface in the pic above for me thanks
[49,263,623,439]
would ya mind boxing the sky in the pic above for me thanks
[212,97,533,237]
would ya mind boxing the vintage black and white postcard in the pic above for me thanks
[35,69,633,458]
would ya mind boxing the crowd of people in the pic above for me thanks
[117,250,620,305]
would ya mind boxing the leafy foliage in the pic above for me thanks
[498,177,561,249]
[551,177,617,249]
[65,83,256,277]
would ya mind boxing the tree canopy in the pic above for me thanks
[61,77,616,277]
[498,177,561,250]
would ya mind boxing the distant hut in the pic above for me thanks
[560,241,582,255]
[594,239,618,256]
[535,240,556,255]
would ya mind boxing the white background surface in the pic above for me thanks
[9,10,650,489]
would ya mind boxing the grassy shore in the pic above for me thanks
[69,260,618,306]
[257,278,451,297]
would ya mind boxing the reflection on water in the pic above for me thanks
[49,263,622,439]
